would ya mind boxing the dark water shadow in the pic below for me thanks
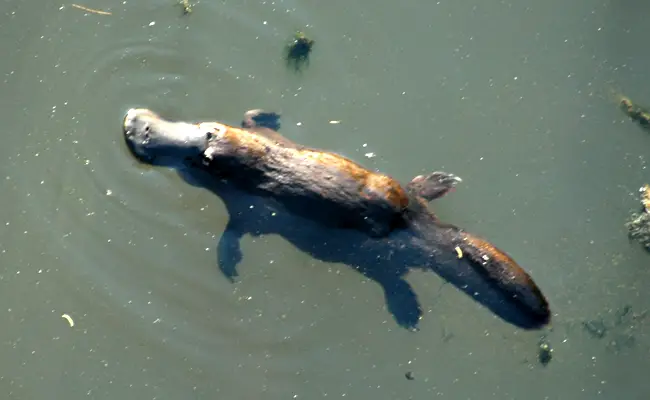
[175,166,547,331]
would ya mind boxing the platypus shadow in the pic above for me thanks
[176,166,547,331]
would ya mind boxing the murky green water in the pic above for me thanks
[1,0,649,398]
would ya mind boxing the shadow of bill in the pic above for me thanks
[177,166,550,331]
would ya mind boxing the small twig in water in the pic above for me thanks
[71,4,112,16]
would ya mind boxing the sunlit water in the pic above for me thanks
[1,0,649,398]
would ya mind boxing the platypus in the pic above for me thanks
[122,108,551,329]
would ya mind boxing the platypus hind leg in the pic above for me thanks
[406,171,462,202]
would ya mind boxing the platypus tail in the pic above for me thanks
[441,224,551,326]
[403,172,550,326]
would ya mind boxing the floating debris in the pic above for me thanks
[580,305,647,353]
[285,31,314,71]
[454,246,463,259]
[405,371,415,380]
[61,313,75,327]
[625,185,650,252]
[582,319,607,339]
[178,0,192,15]
[71,4,112,16]
[641,184,650,213]
[619,96,650,131]
[537,338,553,366]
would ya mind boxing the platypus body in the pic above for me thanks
[122,108,551,329]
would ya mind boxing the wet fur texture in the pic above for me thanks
[201,121,410,237]
[123,108,552,330]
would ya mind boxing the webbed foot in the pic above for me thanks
[242,109,282,132]
[407,171,462,202]
[383,277,423,331]
[217,220,245,282]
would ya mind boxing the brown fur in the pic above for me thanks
[201,122,410,212]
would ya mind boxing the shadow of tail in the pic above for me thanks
[448,227,551,328]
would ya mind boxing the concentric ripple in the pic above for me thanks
[0,2,429,398]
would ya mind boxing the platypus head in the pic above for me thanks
[122,108,210,165]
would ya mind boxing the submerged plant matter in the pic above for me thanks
[285,31,314,71]
[537,338,553,366]
[178,0,192,15]
[619,96,650,131]
[625,185,650,251]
